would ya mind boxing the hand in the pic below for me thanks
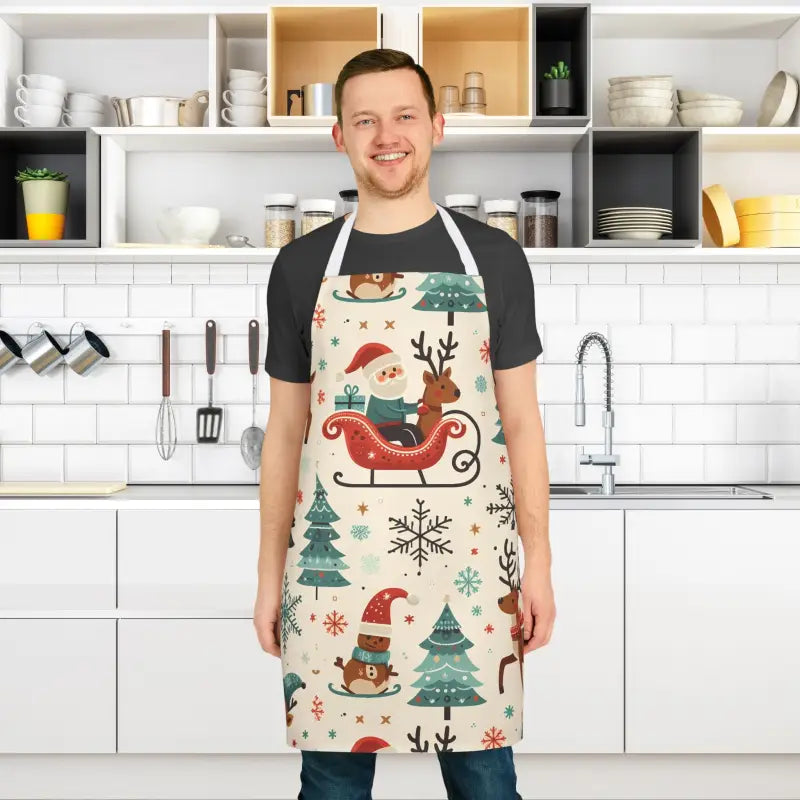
[520,559,556,655]
[418,403,430,415]
[253,584,282,658]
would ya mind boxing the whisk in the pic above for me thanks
[156,327,177,460]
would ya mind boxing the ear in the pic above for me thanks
[423,370,435,385]
[442,366,452,378]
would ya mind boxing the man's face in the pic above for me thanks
[333,68,444,200]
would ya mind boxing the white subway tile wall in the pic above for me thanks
[0,259,798,484]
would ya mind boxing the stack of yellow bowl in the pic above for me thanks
[734,195,800,247]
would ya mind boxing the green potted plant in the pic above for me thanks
[541,60,574,116]
[15,167,69,240]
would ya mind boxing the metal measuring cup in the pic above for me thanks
[21,322,67,375]
[63,321,110,376]
[0,330,23,375]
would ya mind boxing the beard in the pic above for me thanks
[354,152,429,200]
[370,371,408,398]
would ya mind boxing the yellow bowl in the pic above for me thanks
[702,184,739,247]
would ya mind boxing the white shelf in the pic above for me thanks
[701,126,800,152]
[93,125,588,152]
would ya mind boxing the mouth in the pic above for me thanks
[371,151,408,166]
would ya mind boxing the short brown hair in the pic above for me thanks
[335,48,436,125]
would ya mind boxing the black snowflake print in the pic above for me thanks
[487,482,516,531]
[388,498,452,575]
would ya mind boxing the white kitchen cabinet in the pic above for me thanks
[514,509,623,753]
[118,618,291,754]
[118,510,260,613]
[0,619,116,753]
[626,510,800,753]
[0,510,115,610]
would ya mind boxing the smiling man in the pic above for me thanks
[255,49,554,800]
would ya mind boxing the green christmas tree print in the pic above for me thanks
[413,273,486,326]
[296,474,350,599]
[407,601,486,720]
[492,404,506,445]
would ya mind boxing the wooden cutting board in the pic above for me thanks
[0,482,127,496]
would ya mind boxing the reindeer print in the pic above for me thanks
[497,538,525,694]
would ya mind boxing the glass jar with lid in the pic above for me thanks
[339,189,358,219]
[264,193,297,248]
[445,193,481,221]
[521,190,560,247]
[300,199,336,236]
[483,199,519,241]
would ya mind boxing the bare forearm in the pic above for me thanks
[505,414,551,567]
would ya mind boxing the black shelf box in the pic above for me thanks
[0,127,99,248]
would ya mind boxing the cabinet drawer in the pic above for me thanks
[0,510,115,610]
[118,510,259,612]
[118,618,289,753]
[0,619,116,753]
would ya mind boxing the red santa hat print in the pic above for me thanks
[351,735,395,754]
[336,342,399,382]
[360,587,419,637]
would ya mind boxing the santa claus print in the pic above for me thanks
[330,587,418,698]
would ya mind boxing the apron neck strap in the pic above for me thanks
[323,202,480,277]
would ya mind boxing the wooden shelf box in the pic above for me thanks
[583,127,701,248]
[420,5,532,126]
[0,128,99,247]
[533,4,590,127]
[267,6,380,126]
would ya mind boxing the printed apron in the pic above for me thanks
[280,204,524,754]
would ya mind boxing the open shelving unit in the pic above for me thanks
[0,4,799,254]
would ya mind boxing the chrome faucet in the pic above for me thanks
[575,332,619,495]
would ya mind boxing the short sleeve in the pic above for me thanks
[264,255,311,382]
[492,245,543,370]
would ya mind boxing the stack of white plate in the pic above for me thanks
[608,75,674,126]
[597,206,673,240]
[221,68,268,127]
[676,90,743,127]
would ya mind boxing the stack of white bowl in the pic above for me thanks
[676,90,743,127]
[62,92,107,127]
[14,73,67,127]
[608,75,674,126]
[221,68,268,127]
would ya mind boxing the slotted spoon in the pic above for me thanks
[197,319,222,443]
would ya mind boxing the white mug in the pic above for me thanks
[222,88,268,108]
[221,105,268,126]
[17,72,67,95]
[67,92,106,112]
[16,86,64,107]
[15,104,62,127]
[228,68,265,80]
[227,75,267,93]
[62,109,105,127]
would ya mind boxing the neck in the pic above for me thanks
[353,184,437,234]
[424,400,442,411]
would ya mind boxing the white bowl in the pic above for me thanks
[609,74,672,84]
[221,105,268,126]
[676,89,739,104]
[678,99,742,110]
[757,70,799,127]
[678,106,743,127]
[609,87,673,101]
[608,96,673,111]
[62,109,105,127]
[156,206,221,245]
[609,106,674,126]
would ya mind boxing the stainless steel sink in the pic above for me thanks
[550,484,772,499]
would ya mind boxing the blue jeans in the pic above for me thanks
[298,745,523,800]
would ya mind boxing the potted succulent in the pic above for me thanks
[15,167,69,240]
[541,60,574,116]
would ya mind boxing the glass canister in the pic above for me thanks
[339,189,358,218]
[484,199,519,241]
[300,199,336,236]
[521,190,560,247]
[264,193,297,248]
[445,193,480,220]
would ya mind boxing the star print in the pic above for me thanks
[471,547,479,555]
[310,613,316,622]
[302,730,309,738]
[485,624,494,633]
[356,715,364,724]
[464,496,472,506]
[329,729,337,739]
[499,454,506,464]
[380,715,391,725]
[404,614,415,624]
[330,336,340,347]
[357,502,368,515]
[292,739,297,747]
[318,358,327,370]
[297,490,303,504]
[359,320,368,329]
[384,320,395,329]
[470,523,481,535]
[368,451,375,459]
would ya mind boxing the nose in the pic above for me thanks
[497,596,503,605]
[454,388,461,398]
[372,120,401,146]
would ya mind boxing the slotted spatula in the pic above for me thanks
[197,319,222,443]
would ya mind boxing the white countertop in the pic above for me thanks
[0,483,797,510]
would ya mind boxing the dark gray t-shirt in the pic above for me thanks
[265,207,543,382]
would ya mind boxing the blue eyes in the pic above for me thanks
[356,114,414,126]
